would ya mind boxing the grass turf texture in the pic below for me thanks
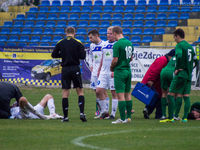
[0,87,200,150]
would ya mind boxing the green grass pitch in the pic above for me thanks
[0,87,200,150]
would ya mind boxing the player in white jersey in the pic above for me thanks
[88,29,107,115]
[10,94,63,120]
[95,26,118,119]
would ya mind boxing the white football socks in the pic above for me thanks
[47,98,56,115]
[106,97,110,112]
[98,99,107,113]
[111,99,118,117]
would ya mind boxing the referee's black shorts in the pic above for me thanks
[61,65,83,89]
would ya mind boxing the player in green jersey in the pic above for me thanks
[162,28,198,123]
[187,102,200,120]
[160,55,176,120]
[110,26,134,124]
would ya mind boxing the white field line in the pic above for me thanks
[71,126,200,150]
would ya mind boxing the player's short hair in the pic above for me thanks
[88,29,99,36]
[173,28,185,39]
[112,26,123,34]
[65,27,75,34]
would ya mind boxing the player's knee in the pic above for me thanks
[19,97,28,106]
[45,94,53,99]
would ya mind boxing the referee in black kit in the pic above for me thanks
[51,27,87,122]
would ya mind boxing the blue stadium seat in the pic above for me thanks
[24,21,34,27]
[192,6,200,12]
[92,6,103,13]
[52,36,63,43]
[100,36,107,41]
[41,36,51,43]
[156,20,166,27]
[104,6,113,12]
[114,6,124,13]
[193,0,200,5]
[67,21,77,27]
[76,36,85,42]
[111,21,121,26]
[56,21,67,28]
[39,7,49,13]
[71,6,81,12]
[145,13,156,20]
[171,0,180,5]
[179,13,189,19]
[82,6,92,12]
[29,43,38,46]
[169,6,179,12]
[31,28,43,34]
[7,42,17,46]
[143,28,154,35]
[60,7,70,12]
[47,14,57,20]
[137,0,146,5]
[73,0,82,6]
[126,0,135,6]
[134,14,144,20]
[105,0,114,6]
[133,21,143,27]
[157,13,167,19]
[77,28,87,35]
[167,20,178,27]
[0,42,5,46]
[80,14,90,20]
[146,6,157,12]
[142,36,152,43]
[116,0,125,6]
[91,14,101,20]
[18,35,29,42]
[89,21,99,27]
[133,43,140,46]
[0,28,10,34]
[144,21,155,27]
[159,0,169,5]
[148,0,158,5]
[154,28,165,34]
[78,21,88,27]
[52,0,61,6]
[15,14,25,20]
[10,28,21,35]
[131,36,141,43]
[13,21,23,27]
[132,28,142,35]
[122,21,133,27]
[35,21,45,27]
[37,14,47,20]
[84,0,92,6]
[28,7,38,13]
[2,21,12,27]
[62,0,71,6]
[158,6,168,12]
[112,14,123,20]
[124,14,134,20]
[50,7,60,13]
[94,0,103,6]
[21,28,32,34]
[45,21,56,27]
[40,43,50,46]
[135,6,146,12]
[124,6,134,13]
[54,28,64,35]
[0,35,8,42]
[168,13,178,19]
[8,35,18,42]
[30,36,41,42]
[26,14,36,20]
[69,14,79,20]
[58,14,68,20]
[99,21,110,27]
[99,28,107,34]
[181,7,191,12]
[43,28,53,35]
[40,0,50,6]
[123,29,132,35]
[18,43,27,47]
[182,0,192,5]
[102,14,112,20]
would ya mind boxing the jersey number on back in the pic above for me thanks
[188,49,192,62]
[125,46,132,59]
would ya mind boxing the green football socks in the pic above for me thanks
[183,96,190,119]
[167,95,175,119]
[118,101,126,121]
[126,100,132,119]
[161,97,167,117]
[175,97,182,118]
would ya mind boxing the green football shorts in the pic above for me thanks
[114,69,132,93]
[169,76,191,95]
[160,70,173,91]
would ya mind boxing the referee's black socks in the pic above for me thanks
[78,96,85,114]
[62,98,69,119]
